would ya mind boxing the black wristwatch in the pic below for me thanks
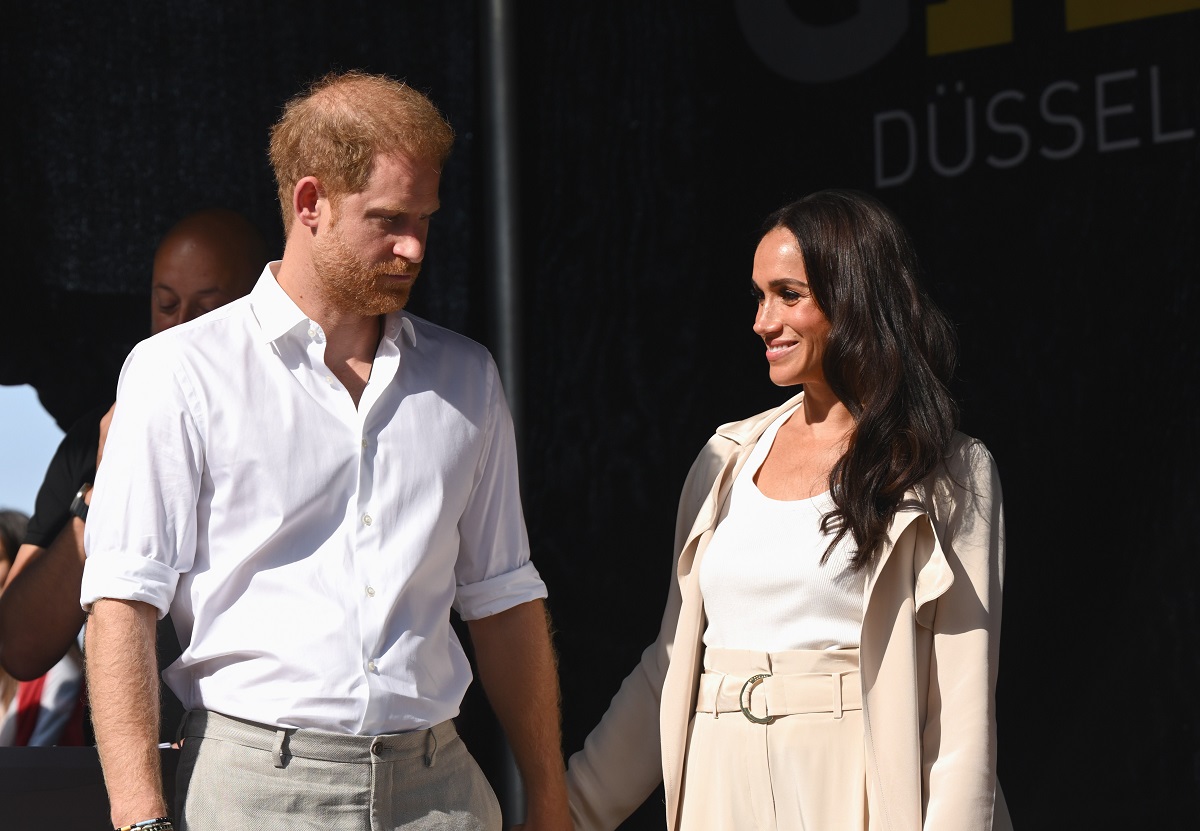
[70,483,91,522]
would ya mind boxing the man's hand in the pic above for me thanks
[467,599,572,831]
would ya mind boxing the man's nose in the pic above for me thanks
[394,234,425,263]
[180,303,203,325]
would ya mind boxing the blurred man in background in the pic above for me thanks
[0,209,266,747]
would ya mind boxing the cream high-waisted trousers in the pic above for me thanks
[678,648,867,831]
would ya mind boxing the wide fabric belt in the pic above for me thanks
[695,668,862,722]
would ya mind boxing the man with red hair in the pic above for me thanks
[82,73,570,831]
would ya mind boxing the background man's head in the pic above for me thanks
[151,209,267,335]
[267,70,455,235]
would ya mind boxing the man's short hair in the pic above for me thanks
[268,70,455,232]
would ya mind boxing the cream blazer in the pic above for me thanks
[566,391,1012,830]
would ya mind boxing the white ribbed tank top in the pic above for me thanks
[699,404,865,651]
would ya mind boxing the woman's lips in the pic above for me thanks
[764,341,797,362]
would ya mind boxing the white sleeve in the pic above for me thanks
[452,357,546,620]
[81,341,205,618]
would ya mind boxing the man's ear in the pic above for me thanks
[293,177,324,232]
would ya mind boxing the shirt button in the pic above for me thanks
[362,514,373,526]
[361,438,368,449]
[366,586,376,597]
[307,327,316,338]
[367,659,377,672]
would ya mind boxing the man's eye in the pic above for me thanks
[157,304,179,314]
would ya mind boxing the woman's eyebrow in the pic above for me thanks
[767,278,808,290]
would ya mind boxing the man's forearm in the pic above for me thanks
[0,524,88,679]
[468,599,571,829]
[85,598,168,826]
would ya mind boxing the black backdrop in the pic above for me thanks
[1,2,1197,828]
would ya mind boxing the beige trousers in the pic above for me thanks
[175,710,502,831]
[678,648,867,831]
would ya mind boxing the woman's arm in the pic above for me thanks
[565,436,731,831]
[565,570,682,830]
[922,438,1007,830]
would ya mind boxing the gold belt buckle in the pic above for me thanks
[739,673,775,724]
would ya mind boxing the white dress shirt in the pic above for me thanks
[699,404,864,652]
[81,265,546,734]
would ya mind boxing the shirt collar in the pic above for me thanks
[250,263,308,344]
[249,262,417,348]
[384,314,417,348]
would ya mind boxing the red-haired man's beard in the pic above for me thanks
[312,226,420,317]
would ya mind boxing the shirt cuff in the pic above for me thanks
[80,552,178,619]
[453,560,548,621]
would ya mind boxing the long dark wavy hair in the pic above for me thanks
[762,189,959,570]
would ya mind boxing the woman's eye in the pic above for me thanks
[157,304,179,314]
[780,290,801,302]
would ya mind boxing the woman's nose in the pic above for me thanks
[752,301,776,336]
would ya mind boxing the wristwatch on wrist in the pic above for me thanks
[70,483,92,522]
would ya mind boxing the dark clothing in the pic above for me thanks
[21,401,184,744]
[23,404,107,547]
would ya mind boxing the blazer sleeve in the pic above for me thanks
[921,438,1007,830]
[565,436,729,831]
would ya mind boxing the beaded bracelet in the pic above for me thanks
[114,818,173,831]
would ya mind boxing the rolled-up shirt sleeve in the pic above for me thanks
[452,359,547,620]
[81,341,204,618]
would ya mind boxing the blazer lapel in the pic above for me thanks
[662,392,804,830]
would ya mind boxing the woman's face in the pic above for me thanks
[751,227,831,388]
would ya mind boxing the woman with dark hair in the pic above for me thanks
[566,190,1009,830]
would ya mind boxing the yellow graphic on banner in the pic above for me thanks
[927,0,1013,56]
[1066,0,1200,31]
